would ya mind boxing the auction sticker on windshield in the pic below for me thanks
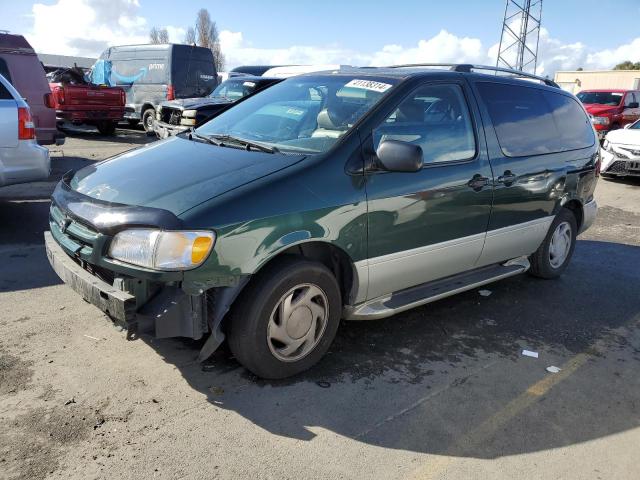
[344,79,393,93]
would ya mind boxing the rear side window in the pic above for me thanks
[477,82,594,157]
[0,81,12,100]
[0,58,13,85]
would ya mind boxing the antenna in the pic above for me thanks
[496,0,543,74]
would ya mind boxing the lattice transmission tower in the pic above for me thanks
[496,0,543,74]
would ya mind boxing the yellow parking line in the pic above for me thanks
[406,353,591,480]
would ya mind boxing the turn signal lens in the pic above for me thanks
[191,236,213,264]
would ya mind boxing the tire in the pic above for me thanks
[141,108,156,134]
[96,122,116,136]
[227,257,342,379]
[529,208,578,279]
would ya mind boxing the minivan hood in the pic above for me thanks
[583,104,620,116]
[161,97,231,110]
[70,136,304,215]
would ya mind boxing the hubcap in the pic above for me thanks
[549,221,572,268]
[267,284,329,362]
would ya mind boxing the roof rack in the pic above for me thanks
[387,63,559,88]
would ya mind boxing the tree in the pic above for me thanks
[195,8,225,71]
[183,27,196,45]
[614,61,640,71]
[150,27,170,44]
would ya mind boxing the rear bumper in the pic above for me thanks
[0,141,50,187]
[579,199,597,234]
[153,120,190,139]
[56,109,124,124]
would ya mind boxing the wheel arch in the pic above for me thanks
[562,198,584,231]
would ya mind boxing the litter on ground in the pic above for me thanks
[522,349,539,358]
[478,289,492,297]
[546,366,562,373]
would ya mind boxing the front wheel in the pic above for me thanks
[227,257,342,379]
[141,108,156,134]
[529,208,577,279]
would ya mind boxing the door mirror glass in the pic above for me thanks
[376,140,423,172]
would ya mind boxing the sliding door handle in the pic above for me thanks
[497,171,517,185]
[467,174,490,191]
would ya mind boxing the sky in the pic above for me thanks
[1,0,640,75]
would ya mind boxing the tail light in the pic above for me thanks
[43,93,54,108]
[18,107,36,140]
[167,84,175,100]
[54,85,65,104]
[120,89,126,106]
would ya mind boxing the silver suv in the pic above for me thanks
[0,73,50,187]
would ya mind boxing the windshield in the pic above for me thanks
[630,120,640,130]
[576,91,624,106]
[196,75,398,154]
[209,79,258,100]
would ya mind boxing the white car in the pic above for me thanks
[0,73,50,187]
[601,120,640,178]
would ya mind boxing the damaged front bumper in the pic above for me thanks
[45,174,249,360]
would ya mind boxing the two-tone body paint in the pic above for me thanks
[51,70,599,316]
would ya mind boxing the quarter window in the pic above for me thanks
[477,82,594,157]
[374,84,476,164]
[0,58,12,85]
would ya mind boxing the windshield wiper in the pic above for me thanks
[189,131,223,146]
[209,134,279,154]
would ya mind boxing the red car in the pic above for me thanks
[576,89,640,140]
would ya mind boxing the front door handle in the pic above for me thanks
[497,171,517,186]
[467,174,489,191]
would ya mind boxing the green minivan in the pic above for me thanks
[45,65,599,378]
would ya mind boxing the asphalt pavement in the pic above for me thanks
[0,127,639,480]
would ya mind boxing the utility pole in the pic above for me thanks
[496,0,543,74]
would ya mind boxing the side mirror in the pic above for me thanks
[628,102,639,109]
[376,140,423,172]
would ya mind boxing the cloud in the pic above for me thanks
[26,0,183,57]
[221,27,640,76]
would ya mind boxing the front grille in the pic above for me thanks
[608,161,628,174]
[161,107,183,125]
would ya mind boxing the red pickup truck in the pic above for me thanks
[48,68,126,135]
[576,89,640,140]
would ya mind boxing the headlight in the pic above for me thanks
[108,229,215,270]
[602,140,610,150]
[182,109,198,118]
[180,118,196,126]
[592,116,610,125]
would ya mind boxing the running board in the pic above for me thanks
[344,257,530,320]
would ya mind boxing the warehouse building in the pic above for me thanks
[555,70,640,94]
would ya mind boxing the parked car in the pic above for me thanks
[45,65,598,379]
[0,73,50,187]
[577,89,640,140]
[263,64,347,78]
[601,119,640,178]
[229,65,285,77]
[97,43,217,132]
[48,67,126,135]
[0,32,64,145]
[153,76,282,138]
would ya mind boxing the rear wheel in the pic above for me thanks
[96,121,116,136]
[141,108,156,134]
[529,208,577,279]
[227,257,342,379]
